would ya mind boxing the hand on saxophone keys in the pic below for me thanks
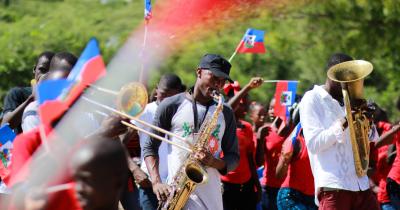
[194,148,216,167]
[152,182,171,202]
[194,148,227,171]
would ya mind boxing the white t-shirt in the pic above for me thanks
[22,101,40,132]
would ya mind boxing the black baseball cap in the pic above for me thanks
[198,54,233,83]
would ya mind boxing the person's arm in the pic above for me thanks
[219,106,240,174]
[121,128,151,188]
[227,77,263,110]
[197,106,240,174]
[2,94,34,129]
[275,156,290,179]
[299,92,347,154]
[375,123,400,148]
[127,157,151,188]
[87,115,128,140]
[142,98,178,201]
[275,137,293,179]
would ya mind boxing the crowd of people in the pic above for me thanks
[0,51,399,210]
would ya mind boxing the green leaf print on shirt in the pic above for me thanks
[212,124,221,138]
[182,122,193,138]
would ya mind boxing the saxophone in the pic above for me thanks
[158,91,224,210]
[327,60,374,177]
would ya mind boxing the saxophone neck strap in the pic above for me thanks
[192,99,211,133]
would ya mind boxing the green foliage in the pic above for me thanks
[0,0,141,104]
[156,0,400,121]
[1,0,399,121]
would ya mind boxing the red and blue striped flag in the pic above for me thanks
[67,38,106,85]
[274,80,298,123]
[38,38,106,126]
[236,28,266,54]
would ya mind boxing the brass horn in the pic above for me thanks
[85,82,193,153]
[327,60,373,177]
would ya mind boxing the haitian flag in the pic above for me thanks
[236,28,266,53]
[37,79,73,126]
[145,0,152,21]
[67,38,106,85]
[37,79,73,105]
[274,80,298,123]
[38,38,106,126]
[0,125,16,169]
[0,124,16,180]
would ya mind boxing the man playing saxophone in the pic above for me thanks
[142,54,239,210]
[299,53,380,210]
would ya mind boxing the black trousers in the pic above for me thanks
[222,178,257,210]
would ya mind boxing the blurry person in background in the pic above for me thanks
[221,78,265,210]
[1,51,54,133]
[122,73,185,210]
[21,52,78,132]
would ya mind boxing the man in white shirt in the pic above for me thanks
[299,53,380,210]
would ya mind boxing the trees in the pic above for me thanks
[0,0,141,104]
[1,0,399,120]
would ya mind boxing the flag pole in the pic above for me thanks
[228,40,242,62]
[263,80,299,83]
[228,50,238,62]
[39,125,50,152]
[139,21,149,85]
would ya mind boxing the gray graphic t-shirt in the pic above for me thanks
[143,93,239,210]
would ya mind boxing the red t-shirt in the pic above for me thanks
[5,127,43,186]
[375,145,392,203]
[388,130,400,184]
[372,121,392,203]
[221,120,255,184]
[5,126,81,210]
[280,133,314,195]
[261,127,285,187]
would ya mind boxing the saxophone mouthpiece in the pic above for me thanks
[211,90,224,104]
[211,90,219,97]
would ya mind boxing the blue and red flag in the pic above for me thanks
[37,79,73,126]
[274,80,298,123]
[37,79,73,105]
[0,125,16,169]
[0,124,16,179]
[38,38,106,126]
[144,0,152,21]
[67,38,106,85]
[64,38,106,106]
[236,28,266,54]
